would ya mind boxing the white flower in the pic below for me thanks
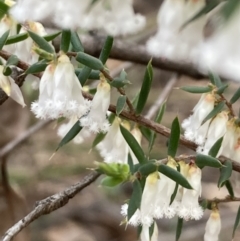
[0,65,25,107]
[31,54,90,119]
[57,116,91,144]
[182,93,215,143]
[79,78,110,133]
[204,209,221,241]
[96,118,129,164]
[178,164,203,220]
[140,222,159,241]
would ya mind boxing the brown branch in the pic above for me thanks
[1,171,101,241]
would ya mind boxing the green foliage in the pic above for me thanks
[5,32,28,45]
[25,60,48,75]
[176,218,183,241]
[78,66,92,86]
[0,30,9,50]
[70,31,84,52]
[76,52,104,70]
[99,36,113,65]
[0,1,9,20]
[195,154,222,169]
[218,160,232,188]
[232,206,240,239]
[168,117,180,157]
[116,95,126,115]
[230,87,240,104]
[60,30,71,53]
[202,102,225,125]
[208,136,223,157]
[44,32,61,42]
[180,86,212,93]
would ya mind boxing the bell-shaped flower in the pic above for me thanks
[79,77,110,133]
[57,116,91,144]
[178,164,203,220]
[204,209,221,241]
[182,93,215,143]
[140,222,159,241]
[31,54,90,119]
[0,65,25,107]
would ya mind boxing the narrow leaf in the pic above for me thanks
[140,126,152,143]
[225,180,234,197]
[101,176,122,187]
[127,180,142,220]
[0,30,9,50]
[0,1,9,20]
[78,66,91,86]
[170,182,179,205]
[5,32,28,45]
[116,95,126,115]
[136,60,153,115]
[120,125,146,164]
[202,101,225,125]
[230,87,240,104]
[232,206,240,239]
[176,218,183,241]
[180,86,212,94]
[92,132,106,148]
[70,31,84,52]
[209,72,222,87]
[60,30,71,53]
[3,66,11,76]
[43,31,61,42]
[208,136,223,157]
[216,84,228,95]
[158,165,192,189]
[6,55,18,66]
[138,162,157,176]
[195,154,222,169]
[56,120,82,151]
[76,52,104,70]
[218,160,232,188]
[28,31,55,53]
[25,61,48,75]
[168,117,180,157]
[99,36,113,64]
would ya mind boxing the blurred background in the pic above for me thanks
[0,0,240,241]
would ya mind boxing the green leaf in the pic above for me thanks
[218,160,232,188]
[0,30,9,50]
[70,31,84,52]
[176,218,183,241]
[25,61,48,75]
[127,180,142,220]
[139,126,152,143]
[225,180,234,197]
[76,52,104,70]
[5,32,28,45]
[101,176,123,187]
[158,164,192,189]
[135,60,153,115]
[60,30,71,53]
[180,85,212,94]
[56,120,82,151]
[43,31,61,42]
[138,162,157,176]
[221,0,240,20]
[120,125,146,164]
[3,66,11,76]
[6,55,18,66]
[230,87,240,104]
[170,182,179,205]
[116,95,126,115]
[110,77,131,88]
[99,36,113,65]
[128,153,134,174]
[209,72,222,87]
[168,117,180,157]
[232,206,240,239]
[28,30,55,53]
[202,102,225,125]
[75,69,100,80]
[149,223,155,240]
[195,154,222,169]
[92,132,106,148]
[0,1,9,20]
[78,66,91,86]
[216,84,228,95]
[208,136,223,157]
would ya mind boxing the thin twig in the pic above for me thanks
[1,171,101,241]
[145,74,179,120]
[0,120,51,158]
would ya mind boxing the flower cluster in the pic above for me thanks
[121,161,203,228]
[10,0,146,36]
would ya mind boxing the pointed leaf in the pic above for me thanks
[225,180,234,197]
[221,0,240,20]
[168,117,180,157]
[3,66,11,76]
[218,160,232,188]
[28,30,55,53]
[149,223,155,240]
[139,162,157,176]
[5,32,28,45]
[101,176,123,187]
[76,52,104,70]
[170,182,179,205]
[158,164,192,189]
[99,36,113,65]
[116,95,126,115]
[176,218,183,241]
[232,206,240,239]
[0,30,9,50]
[209,72,222,87]
[56,120,82,151]
[128,180,142,220]
[208,136,223,157]
[180,85,212,93]
[216,84,228,95]
[110,77,130,88]
[60,30,71,53]
[120,125,146,164]
[202,101,225,125]
[70,31,84,52]
[0,1,9,20]
[6,55,18,66]
[43,31,61,42]
[92,132,106,148]
[136,60,153,114]
[195,154,222,169]
[78,66,91,86]
[25,61,48,75]
[139,126,152,143]
[128,153,134,174]
[230,87,240,104]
